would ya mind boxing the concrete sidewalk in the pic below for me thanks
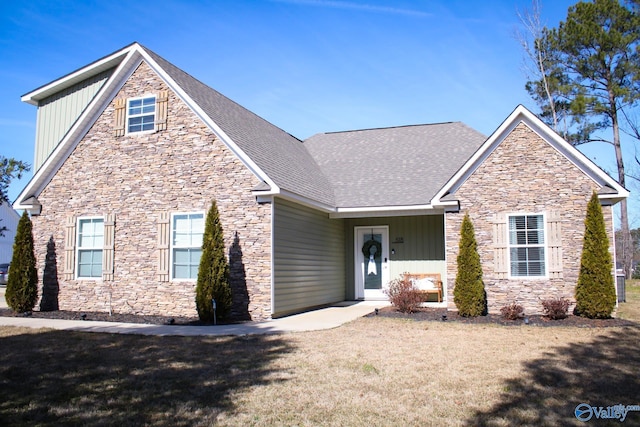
[0,287,388,336]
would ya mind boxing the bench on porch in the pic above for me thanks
[403,272,443,303]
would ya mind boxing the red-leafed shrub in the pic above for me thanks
[500,303,524,320]
[384,277,422,313]
[542,298,570,320]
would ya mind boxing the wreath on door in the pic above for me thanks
[362,238,382,259]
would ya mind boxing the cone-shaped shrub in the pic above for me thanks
[6,211,38,313]
[575,192,616,319]
[453,213,486,317]
[196,200,232,322]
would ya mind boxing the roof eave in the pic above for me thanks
[21,42,138,105]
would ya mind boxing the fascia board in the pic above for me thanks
[329,204,442,219]
[431,105,629,205]
[136,49,280,194]
[15,43,280,209]
[14,48,142,209]
[21,43,136,105]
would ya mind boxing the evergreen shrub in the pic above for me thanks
[575,192,616,319]
[6,211,38,313]
[196,200,232,322]
[453,213,486,317]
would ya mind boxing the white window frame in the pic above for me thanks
[170,212,204,281]
[126,95,156,134]
[76,216,104,280]
[507,213,547,279]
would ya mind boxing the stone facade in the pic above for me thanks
[31,62,273,320]
[444,123,616,315]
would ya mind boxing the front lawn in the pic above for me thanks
[1,315,639,426]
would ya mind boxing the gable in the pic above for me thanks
[433,105,628,207]
[455,122,599,208]
[14,43,335,213]
[36,61,262,213]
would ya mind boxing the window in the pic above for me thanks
[171,213,204,280]
[127,96,155,133]
[508,214,546,277]
[77,218,104,278]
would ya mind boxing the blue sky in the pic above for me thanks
[0,0,634,224]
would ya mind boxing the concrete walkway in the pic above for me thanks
[0,287,388,336]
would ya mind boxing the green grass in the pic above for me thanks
[618,279,640,320]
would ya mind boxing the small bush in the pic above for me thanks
[384,277,422,313]
[500,303,524,320]
[542,298,570,320]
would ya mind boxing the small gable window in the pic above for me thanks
[508,214,546,277]
[127,96,156,133]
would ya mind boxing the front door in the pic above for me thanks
[355,226,389,300]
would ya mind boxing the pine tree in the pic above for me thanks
[453,213,486,317]
[575,191,616,318]
[5,211,38,313]
[196,200,232,322]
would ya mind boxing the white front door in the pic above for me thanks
[355,226,389,300]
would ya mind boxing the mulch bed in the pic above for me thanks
[0,308,209,326]
[367,306,638,328]
[0,306,637,328]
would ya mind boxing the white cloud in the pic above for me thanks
[271,0,431,17]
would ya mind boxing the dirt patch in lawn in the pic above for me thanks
[368,306,637,328]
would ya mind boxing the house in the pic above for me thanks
[0,202,20,264]
[13,43,628,320]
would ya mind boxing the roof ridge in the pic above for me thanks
[321,121,460,135]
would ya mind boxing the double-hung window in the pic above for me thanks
[508,214,546,277]
[171,213,204,280]
[127,96,156,133]
[77,217,104,279]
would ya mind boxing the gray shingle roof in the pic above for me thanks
[303,123,486,208]
[143,47,336,207]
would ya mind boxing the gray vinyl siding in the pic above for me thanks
[345,215,446,299]
[34,68,114,170]
[273,198,345,317]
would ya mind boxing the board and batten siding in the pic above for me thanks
[0,204,20,263]
[345,215,446,299]
[34,68,115,171]
[272,198,345,317]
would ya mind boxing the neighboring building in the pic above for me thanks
[0,202,20,264]
[13,43,628,320]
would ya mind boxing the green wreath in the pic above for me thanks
[362,238,382,259]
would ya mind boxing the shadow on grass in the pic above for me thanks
[0,329,294,425]
[466,325,640,426]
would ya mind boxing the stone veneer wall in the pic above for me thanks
[31,62,273,320]
[445,123,616,315]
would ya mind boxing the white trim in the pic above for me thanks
[135,48,280,194]
[15,43,281,210]
[14,47,142,210]
[21,45,132,105]
[354,226,390,300]
[506,212,548,280]
[331,205,444,219]
[270,201,275,317]
[169,211,204,281]
[432,105,629,206]
[75,216,104,280]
